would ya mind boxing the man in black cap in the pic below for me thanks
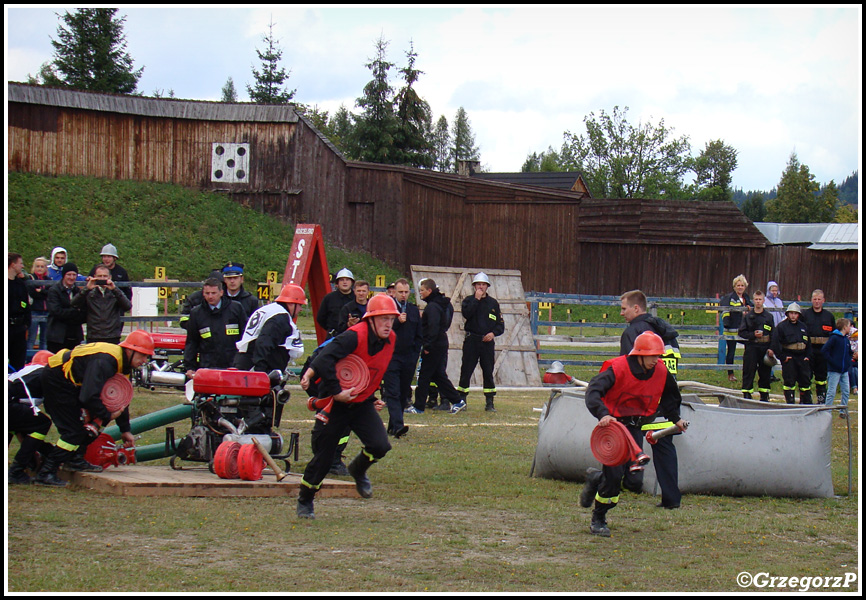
[45,262,85,353]
[221,261,260,317]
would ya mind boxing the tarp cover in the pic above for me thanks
[532,388,834,498]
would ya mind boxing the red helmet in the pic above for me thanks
[119,329,155,356]
[629,331,664,356]
[30,350,55,366]
[363,294,400,319]
[276,284,307,305]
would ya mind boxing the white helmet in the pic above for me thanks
[335,268,355,282]
[472,272,491,286]
[548,361,565,374]
[100,243,119,258]
[786,302,802,314]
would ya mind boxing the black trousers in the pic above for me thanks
[810,344,829,395]
[742,343,772,397]
[9,403,53,465]
[781,355,812,403]
[413,343,459,410]
[597,423,680,509]
[40,367,91,452]
[458,334,496,394]
[382,351,418,432]
[302,398,391,489]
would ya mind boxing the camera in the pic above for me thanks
[94,280,109,286]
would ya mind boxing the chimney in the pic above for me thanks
[457,159,481,177]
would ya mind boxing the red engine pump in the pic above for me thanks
[84,433,136,469]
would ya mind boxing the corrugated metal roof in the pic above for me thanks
[753,222,859,250]
[8,82,299,123]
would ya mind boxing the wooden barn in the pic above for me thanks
[7,82,859,302]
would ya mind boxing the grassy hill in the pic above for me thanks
[7,172,406,286]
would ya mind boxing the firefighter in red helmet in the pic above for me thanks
[581,332,687,537]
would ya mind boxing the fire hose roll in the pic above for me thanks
[238,443,264,481]
[335,354,370,393]
[213,441,241,479]
[101,374,134,413]
[590,420,649,467]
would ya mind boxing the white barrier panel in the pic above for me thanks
[532,389,835,498]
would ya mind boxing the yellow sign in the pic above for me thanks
[705,302,719,314]
[257,283,271,301]
[154,266,166,280]
[539,302,552,310]
[267,271,278,284]
[375,275,386,287]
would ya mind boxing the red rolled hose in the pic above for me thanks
[590,420,648,467]
[335,354,370,392]
[100,374,134,413]
[238,443,264,481]
[213,441,241,479]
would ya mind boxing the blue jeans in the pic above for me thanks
[28,310,48,350]
[825,371,850,410]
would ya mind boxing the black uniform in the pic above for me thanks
[183,300,248,370]
[800,307,835,402]
[457,294,505,406]
[8,365,53,483]
[621,314,682,376]
[382,297,422,434]
[8,274,31,371]
[412,289,460,411]
[738,309,775,401]
[316,289,355,338]
[771,318,813,404]
[233,304,303,373]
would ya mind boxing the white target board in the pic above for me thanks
[211,143,250,183]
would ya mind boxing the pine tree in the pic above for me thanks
[451,107,480,173]
[221,77,238,102]
[393,41,434,169]
[353,36,399,163]
[48,8,143,94]
[247,18,296,104]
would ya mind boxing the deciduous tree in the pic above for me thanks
[693,139,738,202]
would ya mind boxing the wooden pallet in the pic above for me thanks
[61,465,360,498]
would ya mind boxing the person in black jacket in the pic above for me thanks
[234,284,306,373]
[382,279,422,436]
[8,253,31,371]
[456,272,505,413]
[89,243,132,303]
[411,278,460,413]
[28,256,51,351]
[316,268,356,339]
[738,290,776,401]
[619,290,682,376]
[335,280,370,335]
[179,270,223,332]
[72,264,133,344]
[800,289,835,404]
[45,263,85,354]
[770,302,812,404]
[183,277,248,377]
[221,261,260,318]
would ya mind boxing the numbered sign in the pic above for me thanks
[257,283,271,301]
[267,271,278,284]
[375,275,386,287]
[154,266,166,280]
[539,302,552,310]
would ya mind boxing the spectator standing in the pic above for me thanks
[45,263,85,354]
[296,295,399,519]
[821,318,852,418]
[800,289,835,404]
[316,268,356,339]
[336,280,371,335]
[28,257,51,351]
[618,289,683,509]
[581,332,687,537]
[179,269,223,332]
[72,264,132,344]
[382,278,422,437]
[770,302,813,404]
[89,243,132,303]
[221,261,260,317]
[234,284,306,373]
[456,272,505,413]
[848,327,858,398]
[183,277,248,378]
[765,281,785,327]
[47,247,85,282]
[720,275,752,382]
[8,253,31,371]
[410,278,461,413]
[737,290,776,401]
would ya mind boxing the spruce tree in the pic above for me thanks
[353,36,399,163]
[247,18,296,104]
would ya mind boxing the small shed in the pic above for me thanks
[410,265,541,387]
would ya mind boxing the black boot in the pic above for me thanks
[800,391,812,405]
[784,390,796,404]
[485,393,496,412]
[61,449,103,473]
[297,485,316,519]
[8,461,31,485]
[580,468,602,508]
[426,389,439,410]
[433,397,452,411]
[347,452,375,498]
[34,448,68,487]
[590,502,612,537]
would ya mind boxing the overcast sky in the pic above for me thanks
[5,5,862,193]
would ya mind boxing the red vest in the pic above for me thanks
[347,322,395,402]
[599,355,668,418]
